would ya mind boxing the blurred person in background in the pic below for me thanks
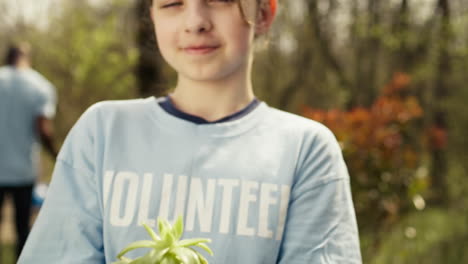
[0,42,57,259]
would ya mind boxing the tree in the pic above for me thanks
[429,0,452,204]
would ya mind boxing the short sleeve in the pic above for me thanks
[18,106,104,264]
[37,82,57,119]
[276,126,362,263]
[29,70,57,119]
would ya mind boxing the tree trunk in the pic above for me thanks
[393,0,410,72]
[431,0,451,205]
[347,0,382,108]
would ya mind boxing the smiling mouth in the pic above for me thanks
[183,46,220,55]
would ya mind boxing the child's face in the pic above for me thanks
[151,0,258,82]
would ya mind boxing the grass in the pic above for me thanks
[1,243,16,264]
[366,208,468,264]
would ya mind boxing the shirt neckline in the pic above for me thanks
[147,96,268,138]
[158,96,260,125]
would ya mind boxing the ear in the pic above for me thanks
[255,0,277,35]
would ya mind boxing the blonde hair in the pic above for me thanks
[238,0,272,25]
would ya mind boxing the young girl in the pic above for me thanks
[19,0,362,263]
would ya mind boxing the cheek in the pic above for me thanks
[229,23,255,53]
[153,24,178,68]
[154,23,174,52]
[216,10,254,53]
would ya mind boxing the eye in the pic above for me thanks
[208,0,236,3]
[161,1,183,8]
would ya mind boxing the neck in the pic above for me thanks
[169,64,255,122]
[13,60,30,69]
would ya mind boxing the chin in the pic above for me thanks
[185,74,226,83]
[181,68,234,83]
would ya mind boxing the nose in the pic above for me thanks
[184,4,213,34]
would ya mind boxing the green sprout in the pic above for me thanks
[113,216,213,264]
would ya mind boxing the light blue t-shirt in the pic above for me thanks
[0,66,56,186]
[19,97,362,263]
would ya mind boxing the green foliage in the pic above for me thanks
[303,73,428,233]
[3,1,139,181]
[368,209,468,264]
[114,216,213,264]
[30,1,138,142]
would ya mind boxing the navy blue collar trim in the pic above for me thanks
[158,96,260,125]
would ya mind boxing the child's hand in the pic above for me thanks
[113,216,213,264]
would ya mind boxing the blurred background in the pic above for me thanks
[1,0,468,263]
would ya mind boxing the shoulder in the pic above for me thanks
[263,106,338,144]
[76,97,155,129]
[87,97,154,117]
[2,68,55,100]
[262,106,345,184]
[0,66,9,74]
[58,98,154,163]
[0,66,12,80]
[24,69,54,91]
